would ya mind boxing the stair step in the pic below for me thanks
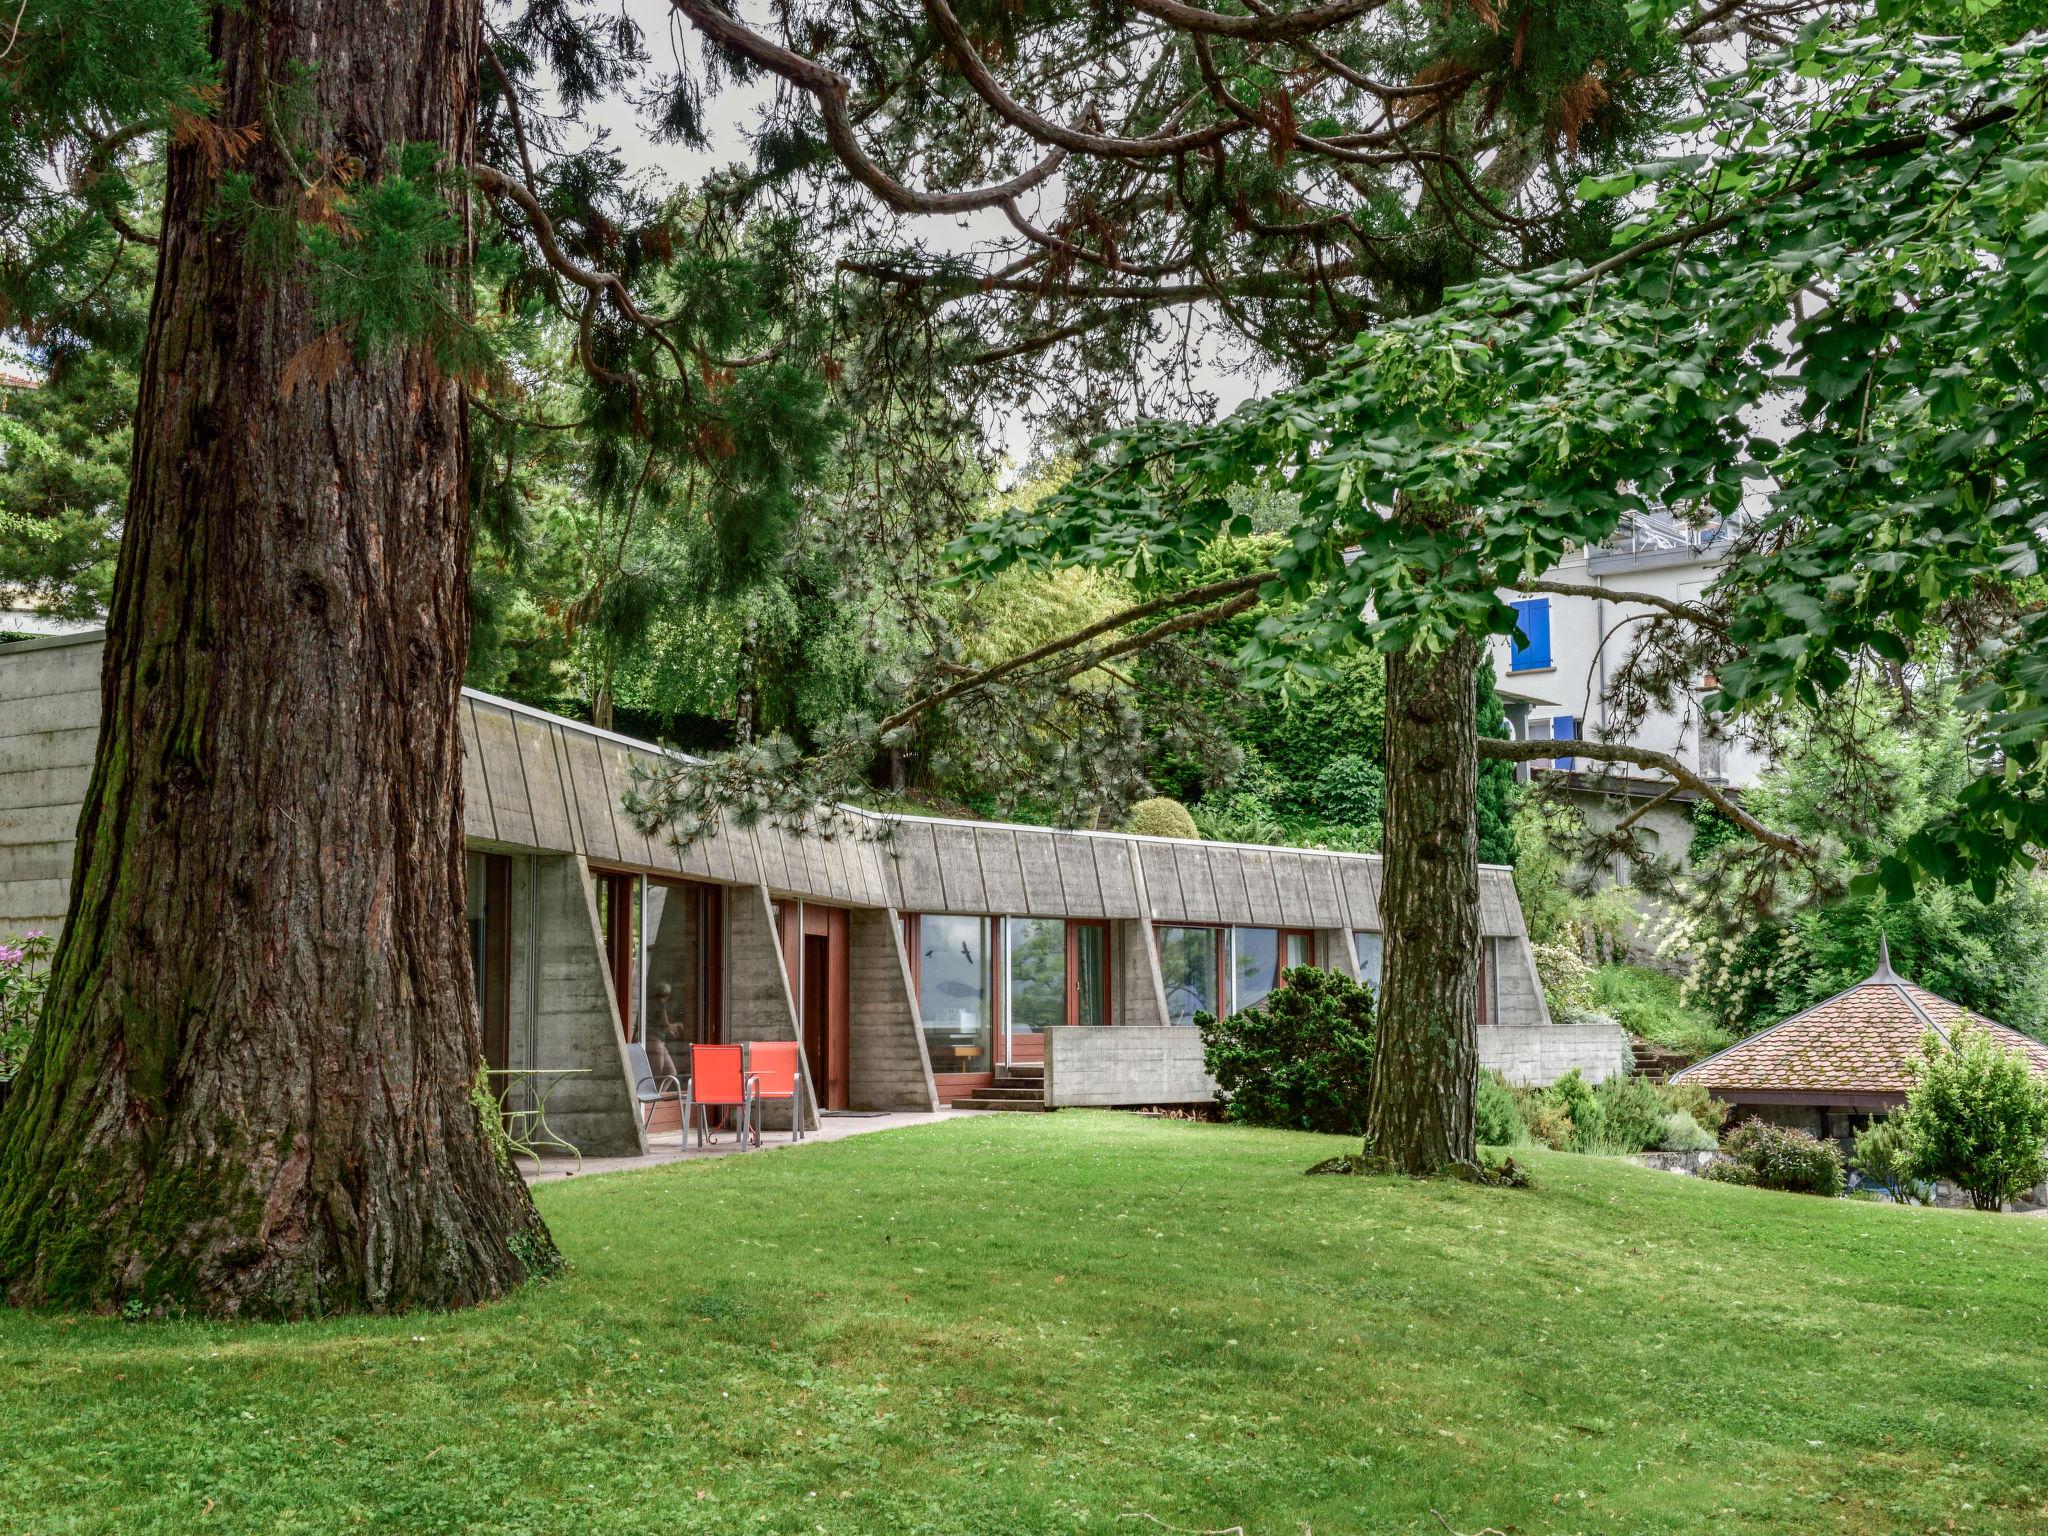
[949,1097,1048,1112]
[969,1085,1046,1101]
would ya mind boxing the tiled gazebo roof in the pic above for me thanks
[1672,938,2048,1102]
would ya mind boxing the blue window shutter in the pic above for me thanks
[1509,598,1550,671]
[1552,714,1576,771]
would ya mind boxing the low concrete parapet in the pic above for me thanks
[1045,1025,1217,1107]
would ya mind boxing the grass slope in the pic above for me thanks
[3,1113,2046,1534]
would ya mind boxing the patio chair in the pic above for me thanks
[625,1040,684,1137]
[681,1042,751,1150]
[743,1041,807,1147]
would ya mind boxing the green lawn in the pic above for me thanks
[4,1113,2046,1535]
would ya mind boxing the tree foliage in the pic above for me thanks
[1895,1022,2048,1210]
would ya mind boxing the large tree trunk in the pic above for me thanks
[0,0,554,1315]
[1365,630,1483,1175]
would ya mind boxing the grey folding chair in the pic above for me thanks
[626,1040,685,1136]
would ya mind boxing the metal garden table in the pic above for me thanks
[487,1067,587,1173]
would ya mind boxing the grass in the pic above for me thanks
[1589,962,1736,1059]
[4,1113,2048,1535]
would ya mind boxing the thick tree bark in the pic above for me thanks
[1365,630,1483,1175]
[0,0,554,1315]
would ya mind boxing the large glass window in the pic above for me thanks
[1354,931,1384,996]
[1159,926,1221,1026]
[642,881,720,1088]
[918,914,992,1074]
[1007,919,1113,1048]
[1231,928,1314,1012]
[1072,922,1109,1028]
[1007,918,1066,1038]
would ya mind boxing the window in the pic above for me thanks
[1158,926,1222,1027]
[1007,918,1067,1038]
[1353,931,1384,995]
[1231,927,1314,1013]
[1070,921,1109,1028]
[1007,919,1112,1050]
[1548,714,1576,771]
[913,914,994,1075]
[1508,597,1551,671]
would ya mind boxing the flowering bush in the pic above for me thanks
[1704,1118,1845,1197]
[0,928,54,1079]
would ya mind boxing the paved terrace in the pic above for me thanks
[521,1107,985,1182]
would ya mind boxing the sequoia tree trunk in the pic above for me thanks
[0,0,555,1315]
[1364,630,1483,1175]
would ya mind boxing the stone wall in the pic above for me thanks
[1045,1025,1217,1108]
[846,906,940,1111]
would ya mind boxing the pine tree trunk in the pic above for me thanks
[0,0,554,1315]
[1365,630,1483,1175]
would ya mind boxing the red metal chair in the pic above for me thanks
[681,1043,750,1150]
[744,1041,807,1146]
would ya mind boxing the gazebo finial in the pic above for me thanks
[1869,931,1899,983]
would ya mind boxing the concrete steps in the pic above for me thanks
[948,1066,1048,1112]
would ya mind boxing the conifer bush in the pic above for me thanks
[1198,968,1374,1136]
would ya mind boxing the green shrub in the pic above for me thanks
[1850,1116,1926,1204]
[1525,1100,1575,1150]
[1198,967,1375,1135]
[1546,1069,1601,1151]
[1893,1022,2048,1211]
[1658,1078,1730,1134]
[1583,1074,1667,1154]
[1125,796,1200,840]
[1588,964,1736,1059]
[1308,755,1384,827]
[0,928,54,1080]
[1705,1118,1844,1197]
[1658,1112,1719,1152]
[1475,1070,1525,1147]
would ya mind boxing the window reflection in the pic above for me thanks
[1159,926,1220,1026]
[1354,931,1384,996]
[919,914,991,1073]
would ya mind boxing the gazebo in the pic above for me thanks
[1672,938,2048,1147]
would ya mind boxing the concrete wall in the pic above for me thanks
[1480,1017,1633,1088]
[0,636,97,940]
[520,855,646,1157]
[846,906,940,1111]
[1046,1025,1218,1108]
[1113,917,1171,1028]
[723,883,817,1131]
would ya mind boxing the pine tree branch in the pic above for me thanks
[1478,737,1809,858]
[667,0,1068,215]
[1523,578,1726,633]
[874,568,1279,735]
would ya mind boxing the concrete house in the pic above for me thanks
[0,632,1629,1160]
[1491,513,1767,875]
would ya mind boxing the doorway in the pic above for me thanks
[784,902,850,1111]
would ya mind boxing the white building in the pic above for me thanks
[1491,514,1768,875]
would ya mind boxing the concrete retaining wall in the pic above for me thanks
[1045,1025,1217,1107]
[0,637,97,940]
[1479,1017,1632,1087]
